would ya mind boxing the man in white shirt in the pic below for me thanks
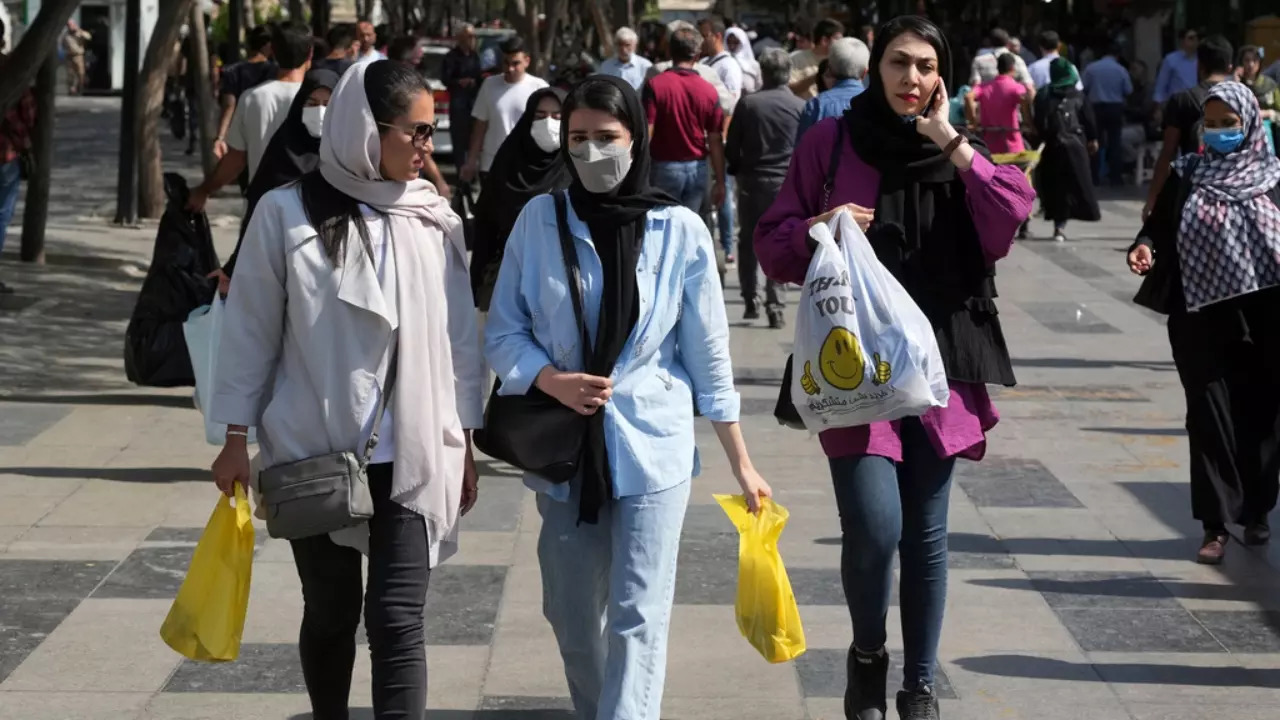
[698,17,743,107]
[599,26,652,90]
[1028,30,1081,90]
[460,36,548,182]
[353,20,385,65]
[969,27,1034,92]
[188,22,312,211]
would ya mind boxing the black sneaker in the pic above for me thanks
[743,298,760,320]
[896,685,941,720]
[767,308,785,330]
[845,646,888,720]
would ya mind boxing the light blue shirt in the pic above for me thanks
[796,78,863,142]
[484,192,740,501]
[1154,50,1198,103]
[1028,52,1083,91]
[599,55,653,90]
[1082,55,1133,105]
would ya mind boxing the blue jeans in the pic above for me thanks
[718,175,735,256]
[0,160,21,255]
[537,480,690,720]
[649,160,708,216]
[828,418,954,690]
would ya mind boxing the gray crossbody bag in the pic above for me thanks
[257,345,399,540]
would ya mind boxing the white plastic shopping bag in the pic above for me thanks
[184,299,257,446]
[790,210,949,430]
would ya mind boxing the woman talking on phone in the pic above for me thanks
[756,16,1034,720]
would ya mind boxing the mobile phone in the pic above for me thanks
[919,84,943,118]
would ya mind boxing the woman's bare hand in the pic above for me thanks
[1127,244,1154,275]
[212,436,251,497]
[536,366,613,416]
[809,203,875,232]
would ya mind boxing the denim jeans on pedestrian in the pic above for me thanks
[650,160,708,216]
[1093,102,1126,184]
[0,159,22,255]
[718,175,736,257]
[828,418,954,690]
[538,480,691,720]
[289,463,432,720]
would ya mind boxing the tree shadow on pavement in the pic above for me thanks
[0,392,193,408]
[952,654,1280,688]
[1011,356,1176,372]
[0,466,205,483]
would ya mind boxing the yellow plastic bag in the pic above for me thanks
[160,484,255,662]
[714,494,807,663]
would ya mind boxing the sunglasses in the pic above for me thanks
[377,121,437,147]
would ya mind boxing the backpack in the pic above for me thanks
[1047,96,1083,139]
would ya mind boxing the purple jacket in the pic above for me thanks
[756,117,1035,462]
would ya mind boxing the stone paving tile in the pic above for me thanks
[793,647,958,699]
[427,565,507,646]
[1028,570,1182,609]
[1019,301,1122,334]
[164,644,307,694]
[1054,608,1224,653]
[1188,610,1280,653]
[954,458,1085,509]
[0,404,71,446]
[0,690,153,720]
[0,559,114,684]
[2,525,151,561]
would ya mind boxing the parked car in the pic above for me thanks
[474,27,516,73]
[417,44,454,158]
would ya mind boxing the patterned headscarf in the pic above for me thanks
[1173,81,1280,310]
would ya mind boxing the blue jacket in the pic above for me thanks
[797,78,864,142]
[483,192,740,500]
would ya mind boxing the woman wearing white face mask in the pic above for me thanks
[484,75,772,720]
[470,87,571,310]
[220,68,341,286]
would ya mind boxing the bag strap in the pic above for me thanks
[822,120,844,212]
[553,191,593,369]
[361,342,399,466]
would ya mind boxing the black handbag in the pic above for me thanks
[473,192,591,482]
[775,123,845,429]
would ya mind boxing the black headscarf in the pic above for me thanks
[562,74,677,525]
[843,16,1013,387]
[225,68,340,275]
[471,87,572,305]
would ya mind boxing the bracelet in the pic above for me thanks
[942,134,968,158]
[226,430,249,438]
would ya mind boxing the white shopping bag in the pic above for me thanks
[790,210,950,430]
[184,299,257,446]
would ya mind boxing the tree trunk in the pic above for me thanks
[137,0,196,219]
[188,5,218,177]
[310,0,330,36]
[116,0,143,225]
[227,0,243,61]
[586,0,612,59]
[19,56,57,264]
[524,0,541,73]
[0,0,81,116]
[539,0,565,77]
[288,0,305,21]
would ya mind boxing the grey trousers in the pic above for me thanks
[736,175,786,308]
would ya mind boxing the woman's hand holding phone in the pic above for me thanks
[914,79,953,143]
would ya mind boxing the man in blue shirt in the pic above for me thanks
[599,26,652,90]
[1082,45,1133,184]
[795,37,867,141]
[1154,28,1199,103]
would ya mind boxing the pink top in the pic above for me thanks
[972,75,1028,154]
[754,118,1036,462]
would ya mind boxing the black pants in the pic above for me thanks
[290,463,432,720]
[736,175,785,308]
[1168,304,1280,530]
[1093,103,1125,184]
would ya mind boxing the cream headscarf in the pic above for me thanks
[321,61,473,565]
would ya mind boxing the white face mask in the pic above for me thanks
[567,140,633,194]
[530,117,561,153]
[301,105,326,138]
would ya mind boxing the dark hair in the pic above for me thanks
[0,17,6,51]
[669,28,701,62]
[867,16,950,95]
[247,25,273,54]
[858,24,875,44]
[1238,45,1263,67]
[303,61,428,265]
[1037,30,1059,52]
[272,22,314,70]
[1181,27,1198,40]
[1198,35,1233,76]
[500,35,526,56]
[987,27,1010,48]
[312,37,330,58]
[326,23,356,51]
[996,52,1017,75]
[700,17,726,36]
[812,18,844,44]
[565,77,636,136]
[388,35,419,65]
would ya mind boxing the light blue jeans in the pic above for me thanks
[718,175,735,257]
[0,160,22,254]
[537,480,691,720]
[649,160,707,216]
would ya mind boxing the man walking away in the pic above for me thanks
[1154,28,1199,104]
[214,26,277,161]
[644,27,726,215]
[1081,43,1133,184]
[600,27,652,90]
[726,48,803,329]
[796,37,867,140]
[0,18,35,293]
[1029,31,1081,91]
[314,23,357,76]
[63,20,92,95]
[699,16,742,261]
[188,22,313,210]
[442,24,484,171]
[1144,35,1232,219]
[790,18,843,99]
[460,36,548,184]
[969,27,1034,92]
[646,21,733,118]
[968,53,1032,154]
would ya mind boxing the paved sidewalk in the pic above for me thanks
[2,98,1279,720]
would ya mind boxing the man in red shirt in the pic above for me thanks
[643,27,726,214]
[0,17,37,294]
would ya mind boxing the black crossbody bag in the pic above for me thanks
[474,192,592,482]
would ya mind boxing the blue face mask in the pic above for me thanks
[1203,127,1246,154]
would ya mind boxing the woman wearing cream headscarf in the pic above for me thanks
[210,60,485,719]
[726,27,762,94]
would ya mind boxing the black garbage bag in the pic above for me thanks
[123,173,220,387]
